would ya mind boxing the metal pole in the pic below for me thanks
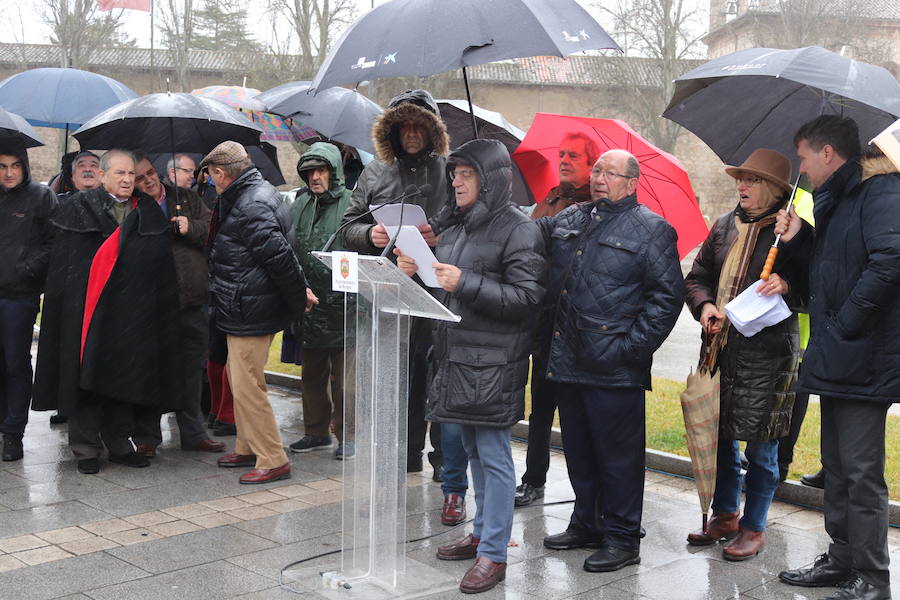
[462,67,479,139]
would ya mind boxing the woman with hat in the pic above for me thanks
[683,148,810,560]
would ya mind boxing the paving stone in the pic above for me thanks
[0,552,149,599]
[267,484,317,499]
[12,545,74,566]
[0,477,127,510]
[293,489,343,507]
[237,491,284,505]
[106,525,277,574]
[0,534,49,553]
[0,501,112,539]
[605,556,774,599]
[262,499,309,514]
[80,518,136,536]
[86,560,274,600]
[233,504,342,545]
[160,503,217,519]
[771,509,826,530]
[0,554,26,572]
[187,511,243,529]
[304,478,343,492]
[124,510,179,528]
[146,519,204,537]
[226,505,281,521]
[34,526,94,544]
[200,496,254,511]
[58,535,121,555]
[227,533,343,582]
[104,528,164,546]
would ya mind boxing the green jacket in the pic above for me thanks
[291,142,353,349]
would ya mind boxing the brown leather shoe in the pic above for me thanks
[217,452,256,468]
[190,439,226,453]
[441,493,466,526]
[437,533,480,561]
[459,556,506,594]
[686,511,739,546]
[136,443,157,458]
[723,528,765,561]
[239,463,291,484]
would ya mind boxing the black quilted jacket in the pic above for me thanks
[208,168,307,336]
[426,139,546,428]
[537,195,684,389]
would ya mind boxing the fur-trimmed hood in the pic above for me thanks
[862,155,899,181]
[371,89,449,164]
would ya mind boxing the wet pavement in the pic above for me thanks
[1,385,899,600]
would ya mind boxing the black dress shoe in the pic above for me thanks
[583,544,641,572]
[2,436,23,462]
[778,553,852,587]
[543,529,604,550]
[49,413,68,425]
[801,469,825,489]
[77,458,101,474]
[514,483,545,507]
[407,453,423,473]
[109,452,150,468]
[820,575,892,600]
[427,451,443,482]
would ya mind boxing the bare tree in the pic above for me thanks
[745,0,893,64]
[593,0,707,152]
[267,0,357,78]
[156,0,195,91]
[37,0,133,69]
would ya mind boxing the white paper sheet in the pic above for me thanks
[370,203,428,228]
[391,225,440,288]
[724,279,792,337]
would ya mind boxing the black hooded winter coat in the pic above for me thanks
[208,167,307,337]
[426,139,545,428]
[0,149,55,299]
[340,89,451,253]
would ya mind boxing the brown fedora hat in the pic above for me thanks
[724,148,792,193]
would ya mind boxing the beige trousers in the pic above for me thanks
[226,334,288,470]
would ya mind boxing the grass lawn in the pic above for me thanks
[266,335,900,501]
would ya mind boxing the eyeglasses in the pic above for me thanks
[450,167,477,181]
[134,169,158,183]
[736,176,763,186]
[591,169,633,180]
[175,167,194,174]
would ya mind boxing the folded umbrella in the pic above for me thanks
[663,46,900,168]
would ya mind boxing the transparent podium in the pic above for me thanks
[282,253,460,599]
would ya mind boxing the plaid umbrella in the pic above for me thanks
[680,357,721,532]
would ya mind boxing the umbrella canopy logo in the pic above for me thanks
[563,30,590,42]
[351,57,376,70]
[383,53,397,64]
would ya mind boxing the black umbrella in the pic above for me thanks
[257,82,382,154]
[662,46,900,168]
[310,0,621,135]
[149,142,286,188]
[0,106,44,149]
[437,99,533,205]
[72,92,262,153]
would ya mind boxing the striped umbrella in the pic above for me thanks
[190,85,317,143]
[680,359,721,533]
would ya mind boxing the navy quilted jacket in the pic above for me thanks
[537,195,684,389]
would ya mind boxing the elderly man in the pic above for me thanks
[341,88,451,482]
[70,151,102,193]
[397,139,545,594]
[204,141,314,485]
[516,131,599,507]
[776,116,900,600]
[287,142,354,459]
[539,150,684,572]
[33,149,180,474]
[165,153,196,189]
[130,152,225,457]
[0,148,55,461]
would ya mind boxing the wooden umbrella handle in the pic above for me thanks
[760,246,779,280]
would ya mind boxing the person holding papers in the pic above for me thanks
[396,139,545,594]
[684,148,810,561]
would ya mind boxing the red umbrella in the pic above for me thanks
[512,113,708,259]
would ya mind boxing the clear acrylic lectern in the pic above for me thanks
[282,252,460,598]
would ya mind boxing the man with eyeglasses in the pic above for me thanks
[538,149,684,573]
[130,152,225,459]
[165,154,197,190]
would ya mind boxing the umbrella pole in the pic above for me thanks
[702,512,708,534]
[168,116,181,222]
[63,123,69,155]
[462,66,479,139]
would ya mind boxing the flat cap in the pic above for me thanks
[199,141,249,170]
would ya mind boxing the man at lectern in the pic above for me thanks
[396,139,545,594]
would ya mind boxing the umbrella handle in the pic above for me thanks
[759,246,778,280]
[702,512,708,534]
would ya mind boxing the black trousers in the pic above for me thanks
[557,384,645,552]
[408,340,441,461]
[777,392,810,470]
[521,370,558,488]
[821,396,891,588]
[68,393,135,459]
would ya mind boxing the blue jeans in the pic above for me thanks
[712,439,780,532]
[0,297,40,438]
[441,423,468,495]
[460,425,515,563]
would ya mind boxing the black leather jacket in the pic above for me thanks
[208,168,306,336]
[537,195,684,389]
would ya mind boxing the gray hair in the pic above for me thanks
[100,149,135,171]
[166,153,194,172]
[625,155,640,179]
